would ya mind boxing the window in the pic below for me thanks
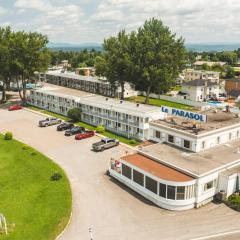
[202,141,205,149]
[167,185,176,200]
[155,131,161,139]
[229,133,232,140]
[184,140,190,149]
[159,183,166,198]
[237,131,239,138]
[204,179,217,191]
[133,170,144,186]
[145,176,158,194]
[122,164,132,179]
[177,186,185,200]
[145,118,149,123]
[217,137,221,144]
[168,135,174,143]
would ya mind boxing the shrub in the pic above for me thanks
[31,152,37,156]
[4,132,13,140]
[22,145,30,150]
[50,172,62,181]
[129,139,137,145]
[95,125,105,133]
[67,108,82,122]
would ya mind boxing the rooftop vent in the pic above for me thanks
[136,103,140,107]
[106,98,108,101]
[120,100,123,104]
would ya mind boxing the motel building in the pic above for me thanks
[109,107,240,210]
[37,71,137,99]
[28,83,163,140]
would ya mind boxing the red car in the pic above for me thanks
[75,131,95,140]
[8,105,23,111]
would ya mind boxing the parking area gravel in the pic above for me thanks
[0,107,240,240]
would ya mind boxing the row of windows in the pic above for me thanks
[155,131,191,149]
[122,164,195,200]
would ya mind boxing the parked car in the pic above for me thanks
[75,131,95,140]
[8,104,23,111]
[39,117,62,127]
[64,126,85,136]
[92,138,119,151]
[57,122,74,131]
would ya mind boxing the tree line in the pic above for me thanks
[0,27,50,103]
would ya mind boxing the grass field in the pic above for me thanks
[0,135,72,240]
[126,95,195,111]
[26,105,140,146]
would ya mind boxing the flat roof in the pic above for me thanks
[46,71,108,84]
[81,95,161,116]
[33,83,94,98]
[32,83,161,116]
[151,109,240,135]
[140,141,240,177]
[122,153,194,182]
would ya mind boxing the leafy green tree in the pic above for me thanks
[130,18,186,103]
[0,27,12,103]
[102,30,133,99]
[225,66,235,78]
[95,56,107,77]
[11,31,50,103]
[67,108,82,122]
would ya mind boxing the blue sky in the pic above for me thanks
[0,0,240,44]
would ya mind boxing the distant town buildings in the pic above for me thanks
[182,69,220,83]
[194,61,227,69]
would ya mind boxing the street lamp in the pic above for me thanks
[89,227,93,240]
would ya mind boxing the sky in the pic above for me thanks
[0,0,240,44]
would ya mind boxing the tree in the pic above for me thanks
[67,108,82,122]
[102,30,133,99]
[130,18,186,103]
[94,56,107,77]
[0,27,12,103]
[11,31,50,103]
[225,66,235,79]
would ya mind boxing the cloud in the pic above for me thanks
[0,6,7,15]
[3,0,240,43]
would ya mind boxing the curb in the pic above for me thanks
[55,211,73,240]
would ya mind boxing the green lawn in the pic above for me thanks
[26,105,140,146]
[126,95,196,111]
[0,135,72,240]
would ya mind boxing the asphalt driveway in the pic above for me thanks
[0,107,240,240]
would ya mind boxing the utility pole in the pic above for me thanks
[89,227,93,240]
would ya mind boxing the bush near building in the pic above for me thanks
[226,193,240,211]
[95,125,105,133]
[67,108,82,122]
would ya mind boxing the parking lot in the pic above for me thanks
[0,107,240,240]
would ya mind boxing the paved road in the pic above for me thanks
[0,107,240,240]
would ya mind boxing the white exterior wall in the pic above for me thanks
[109,159,234,210]
[149,123,240,153]
[28,90,163,140]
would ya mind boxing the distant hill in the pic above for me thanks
[48,42,240,52]
[48,42,103,51]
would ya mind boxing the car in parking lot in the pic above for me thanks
[39,117,62,127]
[75,131,95,140]
[64,126,85,136]
[92,138,119,151]
[8,104,23,111]
[57,122,74,131]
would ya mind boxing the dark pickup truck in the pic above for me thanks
[92,138,119,151]
[64,126,85,136]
